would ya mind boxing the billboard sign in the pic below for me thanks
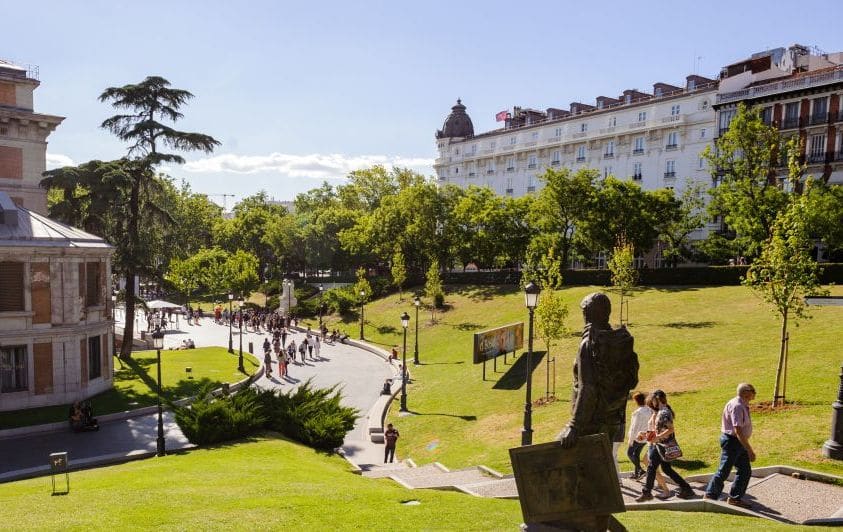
[473,322,524,364]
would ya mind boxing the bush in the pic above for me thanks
[433,292,445,308]
[173,386,266,445]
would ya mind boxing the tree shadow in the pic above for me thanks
[452,322,483,331]
[420,361,465,366]
[406,411,477,421]
[673,459,708,471]
[461,285,518,302]
[662,321,718,329]
[492,351,546,390]
[376,325,399,335]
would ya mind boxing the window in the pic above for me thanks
[0,262,24,312]
[666,132,678,149]
[604,141,614,158]
[809,134,827,162]
[468,163,476,176]
[603,166,612,178]
[608,117,616,127]
[506,157,515,171]
[510,136,517,145]
[811,97,828,124]
[671,105,680,116]
[471,144,477,154]
[700,128,707,139]
[761,107,773,126]
[455,148,459,155]
[88,336,102,380]
[783,102,800,128]
[527,155,537,169]
[0,345,27,393]
[490,141,496,150]
[86,262,101,307]
[638,111,647,122]
[632,162,642,180]
[486,161,496,174]
[551,150,561,165]
[665,160,676,177]
[633,136,645,154]
[719,108,737,134]
[454,167,459,174]
[554,127,563,137]
[506,177,513,196]
[527,175,536,192]
[580,123,588,133]
[576,146,586,162]
[699,156,705,169]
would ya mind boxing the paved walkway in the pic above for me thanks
[0,309,395,481]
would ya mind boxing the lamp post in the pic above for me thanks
[238,297,245,372]
[227,293,234,353]
[111,294,117,356]
[264,279,268,310]
[151,329,166,456]
[413,296,421,365]
[522,281,540,446]
[285,279,292,325]
[359,289,366,340]
[400,311,410,412]
[318,284,324,330]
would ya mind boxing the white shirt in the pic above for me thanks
[628,405,653,443]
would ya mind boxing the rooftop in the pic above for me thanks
[0,194,110,249]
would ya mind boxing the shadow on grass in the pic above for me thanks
[662,321,718,329]
[673,459,708,471]
[452,322,484,331]
[492,351,546,390]
[460,285,519,302]
[406,411,477,422]
[376,325,399,335]
[419,361,465,365]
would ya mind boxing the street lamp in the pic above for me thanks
[318,284,324,330]
[285,279,292,325]
[111,294,117,357]
[413,296,421,365]
[227,293,234,353]
[238,297,245,372]
[522,281,540,446]
[264,279,269,310]
[359,289,366,340]
[400,311,410,412]
[151,329,166,456]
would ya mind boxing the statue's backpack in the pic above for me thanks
[594,326,640,419]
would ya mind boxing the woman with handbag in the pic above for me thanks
[635,390,696,502]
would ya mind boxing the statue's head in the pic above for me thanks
[580,292,611,326]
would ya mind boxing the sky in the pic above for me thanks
[3,0,843,207]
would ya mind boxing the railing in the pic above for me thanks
[576,157,586,162]
[781,117,801,129]
[527,186,536,193]
[632,174,643,181]
[525,141,537,147]
[486,169,495,175]
[664,171,676,178]
[550,160,561,166]
[506,167,515,172]
[661,115,682,123]
[716,66,843,104]
[505,189,514,195]
[571,131,588,139]
[468,172,476,177]
[807,153,828,164]
[718,127,730,136]
[628,121,647,129]
[546,137,562,144]
[836,151,843,161]
[810,112,828,125]
[665,144,678,150]
[527,163,537,169]
[603,153,614,159]
[632,148,644,155]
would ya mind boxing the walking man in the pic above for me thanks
[384,423,400,463]
[704,383,757,508]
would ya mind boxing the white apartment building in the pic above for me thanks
[434,75,717,202]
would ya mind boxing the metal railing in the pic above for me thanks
[807,153,829,164]
[809,112,828,125]
[603,153,614,159]
[717,66,843,104]
[632,148,644,155]
[632,174,643,181]
[781,117,801,129]
[550,160,561,166]
[576,157,586,162]
[665,144,678,150]
[664,171,676,178]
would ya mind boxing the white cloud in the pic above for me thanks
[46,153,75,169]
[182,152,435,179]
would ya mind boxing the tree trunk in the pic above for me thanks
[772,310,788,406]
[119,179,141,359]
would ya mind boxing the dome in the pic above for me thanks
[436,99,474,139]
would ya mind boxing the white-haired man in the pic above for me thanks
[704,383,757,508]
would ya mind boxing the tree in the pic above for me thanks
[657,181,708,267]
[353,267,373,302]
[703,103,790,258]
[165,256,202,308]
[224,250,260,299]
[391,248,407,301]
[743,191,828,406]
[424,260,444,323]
[534,289,569,399]
[99,76,220,358]
[607,239,638,325]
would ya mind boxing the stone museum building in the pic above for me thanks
[0,59,113,412]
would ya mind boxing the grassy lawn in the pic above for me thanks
[308,284,843,476]
[0,347,259,430]
[0,435,812,531]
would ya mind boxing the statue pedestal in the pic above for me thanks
[509,435,625,532]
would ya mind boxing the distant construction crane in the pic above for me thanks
[208,194,235,212]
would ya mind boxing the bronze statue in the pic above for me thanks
[558,292,639,449]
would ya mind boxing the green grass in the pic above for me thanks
[308,284,843,476]
[0,435,819,531]
[0,347,259,430]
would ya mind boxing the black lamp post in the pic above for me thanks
[318,284,324,330]
[227,293,234,353]
[151,329,166,456]
[111,294,117,357]
[823,363,843,459]
[264,280,269,310]
[522,281,540,446]
[359,289,366,340]
[400,311,410,412]
[413,296,421,365]
[238,297,245,372]
[285,279,292,324]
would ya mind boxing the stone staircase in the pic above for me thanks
[361,461,517,497]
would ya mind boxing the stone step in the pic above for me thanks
[361,462,434,479]
[458,477,518,498]
[392,466,494,489]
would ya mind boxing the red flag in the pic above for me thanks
[495,110,509,122]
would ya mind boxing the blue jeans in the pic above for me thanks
[627,442,646,475]
[642,444,692,494]
[705,433,751,499]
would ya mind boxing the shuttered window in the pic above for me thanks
[88,335,101,379]
[0,345,28,392]
[86,262,101,306]
[0,262,24,311]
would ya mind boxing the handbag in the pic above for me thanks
[657,435,683,462]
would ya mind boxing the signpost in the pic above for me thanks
[49,452,69,495]
[473,322,523,380]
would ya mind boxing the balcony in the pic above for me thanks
[664,171,676,178]
[632,174,642,181]
[506,167,515,172]
[527,163,537,169]
[505,188,514,195]
[665,144,678,150]
[628,121,646,129]
[486,169,495,175]
[550,160,561,166]
[807,152,829,164]
[468,172,476,177]
[809,112,828,126]
[527,186,536,193]
[718,127,730,136]
[576,157,586,163]
[632,148,644,155]
[603,153,614,159]
[717,66,843,104]
[781,116,801,129]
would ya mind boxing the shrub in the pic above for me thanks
[173,386,266,445]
